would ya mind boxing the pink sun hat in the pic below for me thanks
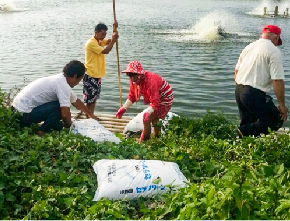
[121,61,146,75]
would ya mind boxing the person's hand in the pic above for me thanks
[113,21,118,29]
[279,104,288,121]
[139,130,145,143]
[112,31,119,41]
[143,112,150,123]
[116,107,126,119]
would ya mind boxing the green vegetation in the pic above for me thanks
[1,89,290,220]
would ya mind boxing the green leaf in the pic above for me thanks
[0,191,4,205]
[207,187,215,203]
[5,193,16,202]
[152,177,162,184]
[0,180,4,190]
[277,163,284,175]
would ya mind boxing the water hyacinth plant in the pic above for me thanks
[1,89,290,220]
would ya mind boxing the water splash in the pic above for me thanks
[0,0,15,11]
[193,11,239,41]
[280,0,290,15]
[247,0,290,17]
[0,0,28,12]
[155,11,245,43]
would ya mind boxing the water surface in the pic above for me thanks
[1,0,290,122]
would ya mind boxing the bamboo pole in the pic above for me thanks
[113,0,122,107]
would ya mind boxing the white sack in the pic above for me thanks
[123,111,178,135]
[71,119,120,144]
[93,159,188,201]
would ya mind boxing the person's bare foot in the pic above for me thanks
[87,113,100,120]
[91,114,100,121]
[81,111,100,120]
[75,111,83,119]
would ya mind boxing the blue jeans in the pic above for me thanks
[18,101,63,132]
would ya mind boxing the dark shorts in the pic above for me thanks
[83,74,102,104]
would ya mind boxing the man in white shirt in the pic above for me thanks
[234,24,287,137]
[12,60,98,136]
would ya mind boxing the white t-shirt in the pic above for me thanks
[12,73,77,113]
[235,38,284,93]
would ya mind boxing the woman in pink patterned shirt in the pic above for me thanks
[116,61,173,142]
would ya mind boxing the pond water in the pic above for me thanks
[1,0,290,121]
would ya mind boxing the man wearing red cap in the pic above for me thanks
[115,61,174,142]
[234,24,287,137]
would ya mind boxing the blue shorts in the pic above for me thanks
[83,74,102,104]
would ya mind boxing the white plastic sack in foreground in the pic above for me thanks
[93,159,188,201]
[71,119,120,144]
[123,111,178,135]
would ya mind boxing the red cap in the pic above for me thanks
[122,61,146,75]
[262,25,282,46]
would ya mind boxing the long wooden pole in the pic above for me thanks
[113,0,122,107]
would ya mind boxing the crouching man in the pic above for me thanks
[12,60,98,136]
[234,25,287,137]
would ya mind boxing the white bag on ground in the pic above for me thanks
[93,159,188,201]
[123,111,178,135]
[71,119,120,144]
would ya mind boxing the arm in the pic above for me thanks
[122,99,133,110]
[72,98,99,120]
[60,106,72,128]
[116,80,135,119]
[272,79,287,120]
[234,69,238,82]
[106,39,112,45]
[142,75,161,123]
[234,48,245,83]
[105,22,118,46]
[115,99,133,119]
[146,75,161,111]
[127,80,138,103]
[102,31,118,54]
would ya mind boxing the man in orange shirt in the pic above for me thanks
[83,23,118,117]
